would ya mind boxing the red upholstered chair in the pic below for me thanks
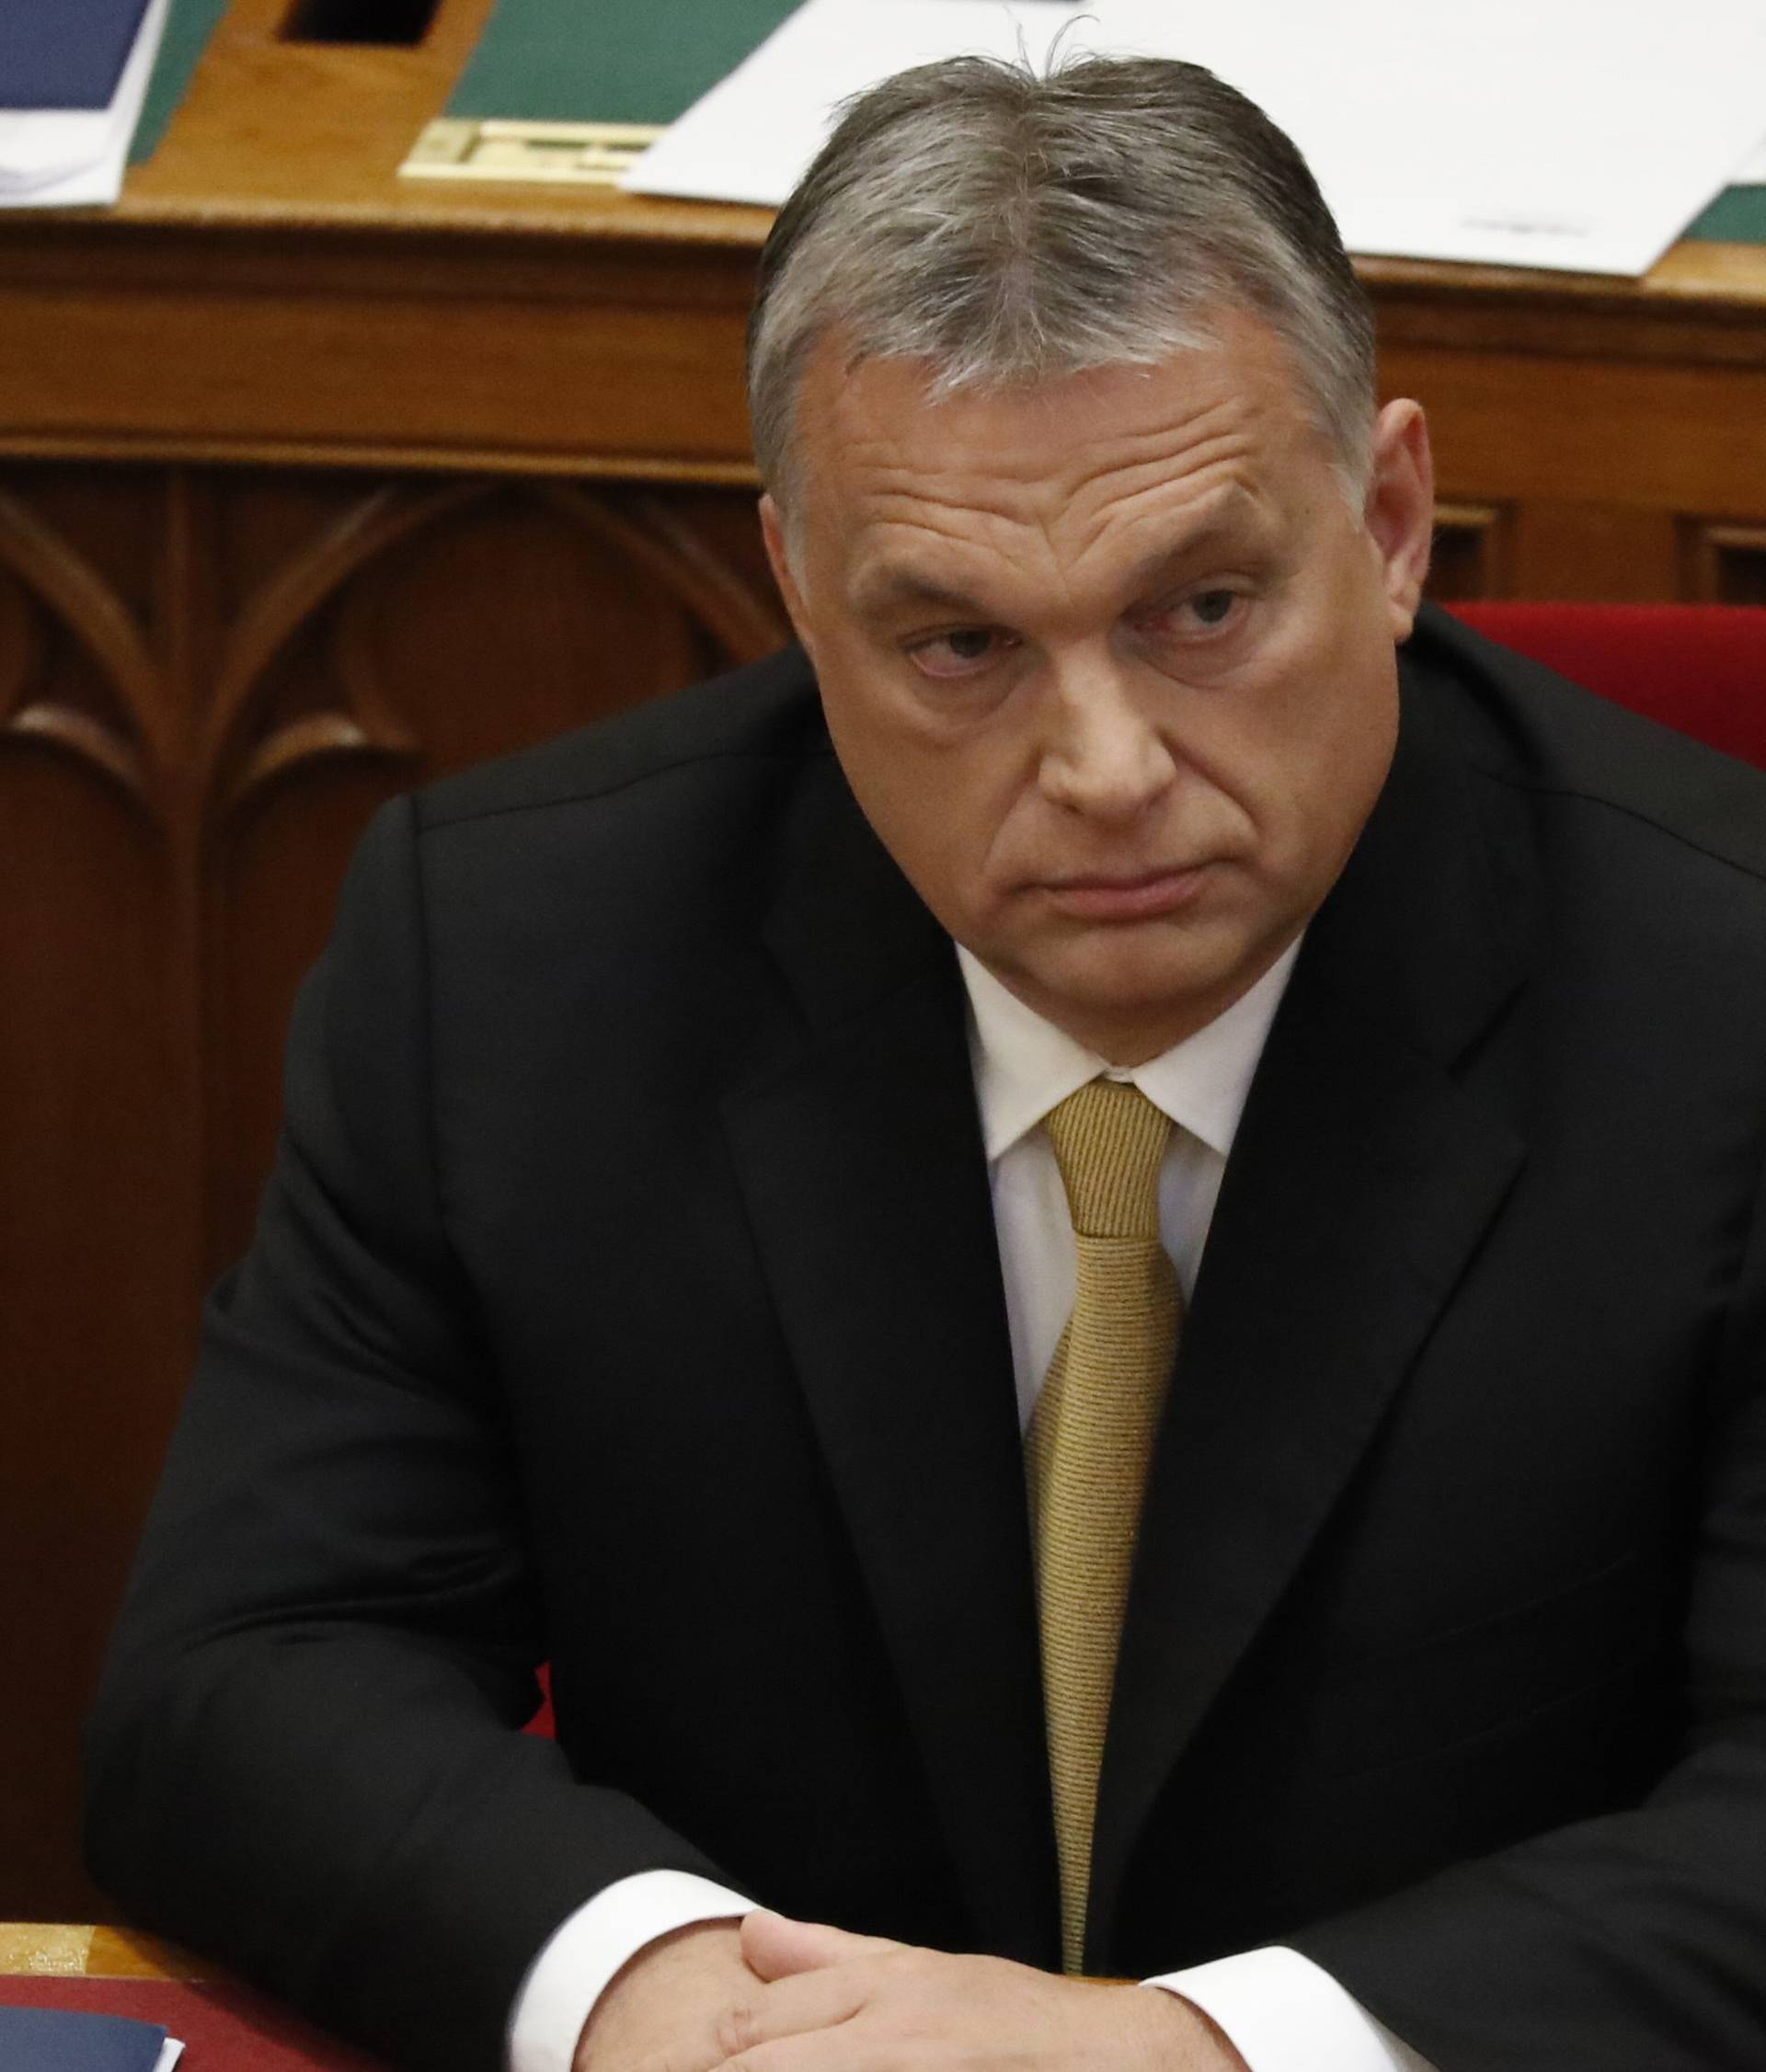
[1444,602,1766,771]
[525,1663,556,1738]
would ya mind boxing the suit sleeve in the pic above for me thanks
[84,796,733,2072]
[1289,1147,1766,2071]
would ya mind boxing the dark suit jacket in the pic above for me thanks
[86,604,1766,2072]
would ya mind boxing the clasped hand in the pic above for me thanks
[576,1909,1244,2072]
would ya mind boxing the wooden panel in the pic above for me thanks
[0,263,759,476]
[1506,503,1681,602]
[1385,348,1766,519]
[0,459,780,1920]
[1383,345,1766,598]
[0,468,201,1924]
[1427,501,1513,602]
[1683,521,1766,605]
[203,474,785,1263]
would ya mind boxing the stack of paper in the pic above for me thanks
[0,0,176,206]
[625,0,1766,276]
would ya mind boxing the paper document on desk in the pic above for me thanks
[0,0,174,205]
[625,0,1080,208]
[625,0,1766,275]
[0,2004,182,2069]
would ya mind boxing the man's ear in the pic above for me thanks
[760,494,816,661]
[1362,399,1435,643]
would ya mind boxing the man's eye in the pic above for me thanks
[907,627,1015,679]
[1141,589,1246,646]
[1187,589,1239,627]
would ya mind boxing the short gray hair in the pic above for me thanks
[747,53,1376,509]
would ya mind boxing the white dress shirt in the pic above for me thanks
[510,941,1435,2072]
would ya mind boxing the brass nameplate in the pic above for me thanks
[400,118,662,188]
[0,1923,95,1975]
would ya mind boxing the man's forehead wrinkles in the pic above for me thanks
[854,403,1252,507]
[1028,445,1278,610]
[860,490,1036,565]
[840,471,1060,590]
[843,464,1275,623]
[1059,446,1264,560]
[846,448,1054,526]
[841,440,1260,557]
[839,386,1267,532]
[1053,393,1256,507]
[846,513,1059,618]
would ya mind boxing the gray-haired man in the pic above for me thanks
[89,53,1766,2072]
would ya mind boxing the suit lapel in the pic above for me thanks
[1090,678,1534,1962]
[721,758,1060,1965]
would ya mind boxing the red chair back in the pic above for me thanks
[1444,603,1766,772]
[525,1662,556,1738]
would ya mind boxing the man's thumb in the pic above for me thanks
[740,1910,897,1980]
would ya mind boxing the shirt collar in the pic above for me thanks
[957,938,1302,1164]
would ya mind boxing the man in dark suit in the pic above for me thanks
[86,52,1766,2072]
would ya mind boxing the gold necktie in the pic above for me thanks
[1026,1078,1179,1975]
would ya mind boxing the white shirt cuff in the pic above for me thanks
[1147,1945,1439,2072]
[506,1868,755,2072]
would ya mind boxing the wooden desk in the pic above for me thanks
[0,1923,388,2066]
[3,0,1761,591]
[3,0,1765,1922]
[0,1923,202,1980]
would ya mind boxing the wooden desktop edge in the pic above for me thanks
[0,1922,1137,1991]
[0,1923,208,1981]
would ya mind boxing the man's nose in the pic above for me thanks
[1037,657,1178,821]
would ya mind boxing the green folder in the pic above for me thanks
[131,0,229,161]
[1683,183,1766,246]
[446,0,802,128]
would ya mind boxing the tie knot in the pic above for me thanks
[1043,1078,1172,1240]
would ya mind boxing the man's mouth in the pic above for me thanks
[1036,864,1211,922]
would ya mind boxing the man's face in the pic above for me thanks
[762,308,1434,1063]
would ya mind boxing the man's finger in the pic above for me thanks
[740,1909,899,1981]
[707,1953,875,2059]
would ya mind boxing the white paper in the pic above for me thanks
[0,0,173,207]
[1737,132,1766,181]
[625,0,1766,276]
[626,0,1086,210]
[155,2038,185,2072]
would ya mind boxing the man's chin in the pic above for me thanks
[1002,940,1249,1055]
